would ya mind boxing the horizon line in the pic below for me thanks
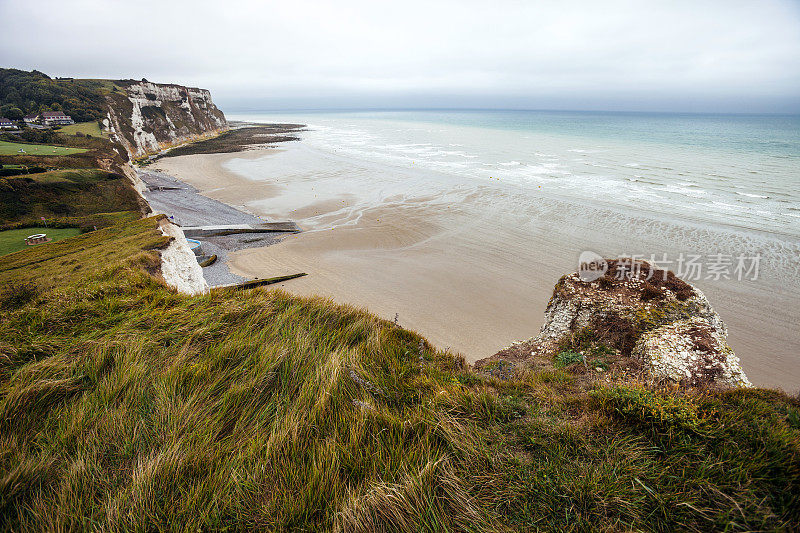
[221,106,800,118]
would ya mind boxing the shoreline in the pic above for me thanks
[141,153,290,287]
[154,143,800,392]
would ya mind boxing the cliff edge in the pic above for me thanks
[99,78,223,295]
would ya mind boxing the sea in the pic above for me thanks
[222,109,800,388]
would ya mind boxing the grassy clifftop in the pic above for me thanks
[0,69,110,123]
[1,217,798,531]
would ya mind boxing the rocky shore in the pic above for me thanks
[139,168,282,287]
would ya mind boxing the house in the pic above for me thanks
[0,117,19,130]
[23,114,39,124]
[40,111,75,126]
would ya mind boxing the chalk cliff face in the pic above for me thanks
[158,218,209,296]
[104,80,227,156]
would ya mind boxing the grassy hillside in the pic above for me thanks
[0,127,132,179]
[56,121,108,138]
[0,214,162,288]
[0,216,798,531]
[0,169,142,227]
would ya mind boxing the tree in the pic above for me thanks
[0,104,23,120]
[0,68,107,122]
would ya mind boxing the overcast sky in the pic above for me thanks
[1,0,799,113]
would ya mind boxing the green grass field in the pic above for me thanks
[0,215,798,531]
[0,141,88,156]
[56,121,108,138]
[0,226,82,256]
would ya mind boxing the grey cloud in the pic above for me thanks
[1,0,798,112]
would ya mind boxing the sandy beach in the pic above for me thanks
[155,146,800,391]
[156,149,559,355]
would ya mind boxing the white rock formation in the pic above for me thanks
[634,317,751,387]
[158,220,208,296]
[479,259,751,388]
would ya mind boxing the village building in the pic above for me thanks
[23,114,39,124]
[0,117,19,129]
[40,111,75,126]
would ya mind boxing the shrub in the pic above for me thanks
[593,385,705,433]
[554,350,584,368]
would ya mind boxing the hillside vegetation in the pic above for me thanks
[0,227,82,256]
[0,69,114,123]
[0,140,88,156]
[56,121,108,138]
[0,216,798,532]
[0,127,132,180]
[0,169,142,227]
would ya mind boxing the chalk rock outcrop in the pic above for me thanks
[634,317,749,387]
[104,80,227,156]
[479,259,750,388]
[158,219,208,296]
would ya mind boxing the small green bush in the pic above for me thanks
[593,385,705,433]
[554,350,584,367]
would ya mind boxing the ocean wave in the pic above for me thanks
[736,192,770,199]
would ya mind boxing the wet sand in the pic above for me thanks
[155,151,282,212]
[155,149,800,392]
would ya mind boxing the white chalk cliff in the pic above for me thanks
[103,79,225,295]
[158,219,208,296]
[104,80,227,156]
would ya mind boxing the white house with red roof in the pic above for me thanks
[40,111,74,126]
